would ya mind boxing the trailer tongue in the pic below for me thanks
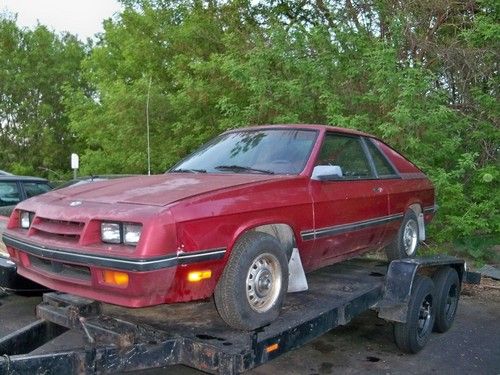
[0,257,465,374]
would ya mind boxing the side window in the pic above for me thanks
[316,134,373,179]
[366,139,398,177]
[23,182,52,198]
[0,182,21,206]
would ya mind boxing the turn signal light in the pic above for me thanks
[103,270,129,287]
[266,343,279,353]
[187,270,212,282]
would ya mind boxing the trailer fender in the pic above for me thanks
[375,256,465,323]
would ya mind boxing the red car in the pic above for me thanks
[2,125,436,330]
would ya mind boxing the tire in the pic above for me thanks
[214,231,289,330]
[394,275,435,353]
[433,267,460,333]
[385,210,420,261]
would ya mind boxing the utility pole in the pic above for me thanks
[146,76,152,176]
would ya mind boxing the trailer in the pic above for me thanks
[0,256,465,374]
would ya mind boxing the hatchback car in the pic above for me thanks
[2,125,436,329]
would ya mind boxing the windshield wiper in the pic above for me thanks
[215,165,274,175]
[170,168,207,174]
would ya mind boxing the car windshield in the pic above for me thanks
[171,129,318,175]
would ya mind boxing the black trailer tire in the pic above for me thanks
[385,210,420,261]
[214,231,289,331]
[394,275,435,353]
[433,267,460,333]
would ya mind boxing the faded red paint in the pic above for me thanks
[3,125,435,307]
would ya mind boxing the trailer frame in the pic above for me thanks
[0,256,465,374]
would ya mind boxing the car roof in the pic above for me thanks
[226,124,373,138]
[0,175,48,182]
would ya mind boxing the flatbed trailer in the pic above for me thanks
[0,256,465,374]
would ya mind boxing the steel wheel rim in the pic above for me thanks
[417,295,432,338]
[403,219,418,256]
[246,253,282,313]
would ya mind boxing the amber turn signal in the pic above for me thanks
[265,343,279,353]
[187,270,212,282]
[103,270,129,286]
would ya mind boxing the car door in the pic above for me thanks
[363,138,405,246]
[306,133,389,268]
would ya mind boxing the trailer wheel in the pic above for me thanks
[385,210,419,261]
[433,267,460,333]
[394,275,435,353]
[214,231,288,330]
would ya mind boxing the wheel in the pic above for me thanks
[394,275,435,353]
[214,231,289,330]
[433,267,460,333]
[385,210,420,260]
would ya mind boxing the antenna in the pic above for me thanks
[146,76,152,176]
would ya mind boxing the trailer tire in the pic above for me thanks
[214,231,288,330]
[394,275,435,353]
[433,267,460,333]
[385,210,419,261]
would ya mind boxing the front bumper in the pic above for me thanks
[2,234,226,307]
[0,255,47,292]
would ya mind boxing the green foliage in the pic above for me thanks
[0,1,498,251]
[0,14,87,176]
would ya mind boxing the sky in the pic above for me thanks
[0,0,123,40]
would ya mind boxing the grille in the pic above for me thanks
[31,217,85,243]
[30,255,91,281]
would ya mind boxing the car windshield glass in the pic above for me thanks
[171,129,318,175]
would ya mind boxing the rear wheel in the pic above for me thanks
[385,210,420,260]
[214,231,288,330]
[433,267,460,333]
[394,275,435,353]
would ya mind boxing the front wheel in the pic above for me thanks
[214,232,289,330]
[385,210,420,260]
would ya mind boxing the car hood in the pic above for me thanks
[50,174,283,207]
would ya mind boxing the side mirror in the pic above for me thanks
[311,165,343,181]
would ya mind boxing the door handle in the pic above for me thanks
[373,187,383,193]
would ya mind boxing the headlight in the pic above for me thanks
[20,211,34,229]
[123,223,142,245]
[100,222,142,246]
[101,222,122,244]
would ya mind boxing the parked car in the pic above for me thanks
[2,125,436,329]
[0,176,52,218]
[0,170,13,176]
[0,175,53,292]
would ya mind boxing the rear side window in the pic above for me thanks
[23,182,52,198]
[316,134,373,179]
[366,139,398,177]
[0,182,21,206]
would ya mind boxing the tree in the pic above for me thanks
[0,14,87,178]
